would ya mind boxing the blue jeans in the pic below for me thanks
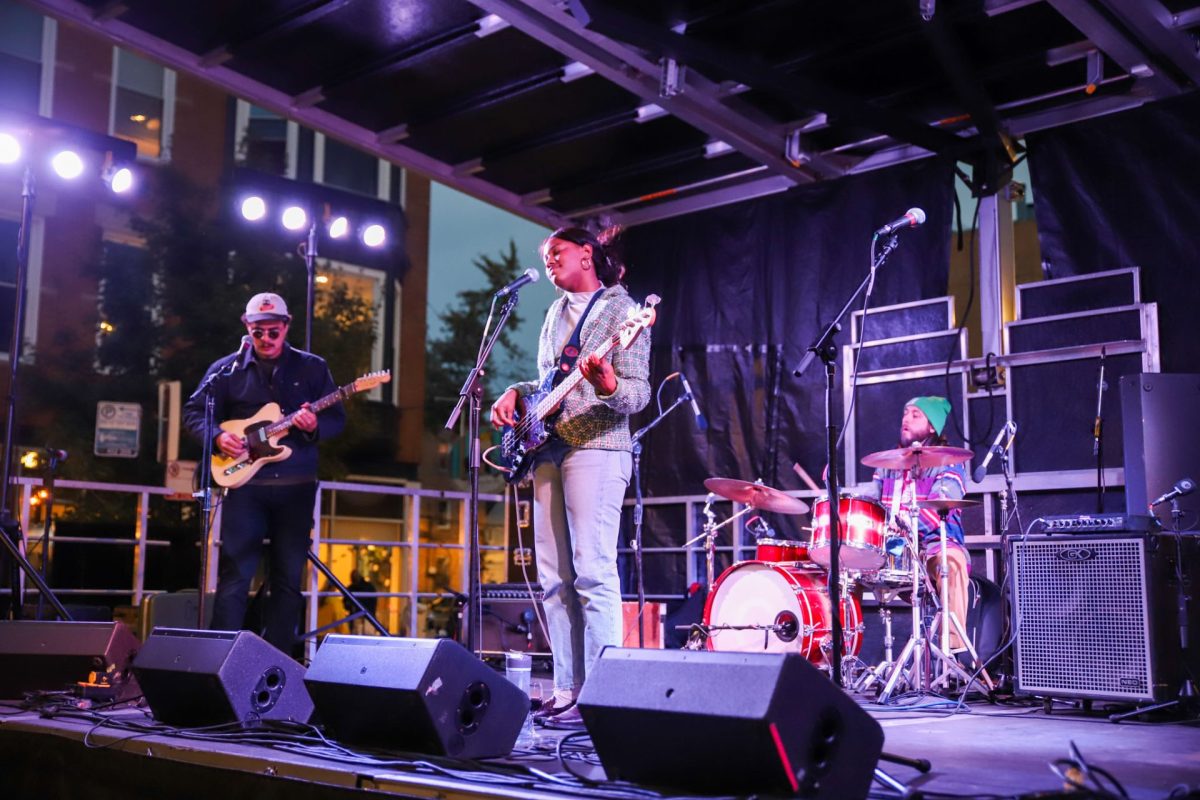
[532,440,631,693]
[213,481,317,654]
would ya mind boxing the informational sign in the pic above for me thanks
[165,459,197,499]
[95,401,142,458]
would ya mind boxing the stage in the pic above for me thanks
[2,689,1197,800]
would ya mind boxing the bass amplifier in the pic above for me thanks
[1010,533,1199,703]
[1038,514,1157,533]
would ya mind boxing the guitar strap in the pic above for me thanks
[552,289,604,388]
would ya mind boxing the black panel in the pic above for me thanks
[855,299,952,342]
[1008,309,1143,353]
[856,331,959,372]
[1018,272,1139,320]
[1120,373,1200,529]
[578,649,883,798]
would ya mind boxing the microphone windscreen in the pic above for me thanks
[972,465,987,484]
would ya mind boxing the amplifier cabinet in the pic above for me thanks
[1011,533,1199,703]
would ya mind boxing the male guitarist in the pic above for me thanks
[183,292,344,655]
[490,227,650,729]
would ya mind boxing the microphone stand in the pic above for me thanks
[1093,347,1106,513]
[446,291,521,656]
[0,166,70,622]
[630,387,691,647]
[793,233,899,687]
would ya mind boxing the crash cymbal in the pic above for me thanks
[916,497,981,512]
[703,478,810,515]
[860,444,974,471]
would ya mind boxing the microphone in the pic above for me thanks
[875,207,927,237]
[234,335,253,369]
[495,268,540,297]
[972,420,1016,483]
[678,372,708,431]
[1150,477,1196,509]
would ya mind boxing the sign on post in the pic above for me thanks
[95,401,142,458]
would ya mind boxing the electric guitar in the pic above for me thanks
[211,370,391,488]
[499,295,659,484]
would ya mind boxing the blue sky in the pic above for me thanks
[427,182,556,370]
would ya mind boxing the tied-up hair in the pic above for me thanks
[543,224,626,287]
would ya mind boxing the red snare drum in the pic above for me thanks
[702,561,862,663]
[755,538,809,563]
[810,496,886,571]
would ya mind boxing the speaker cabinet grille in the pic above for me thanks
[1012,535,1158,701]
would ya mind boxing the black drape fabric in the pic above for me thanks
[622,158,956,545]
[1026,92,1200,373]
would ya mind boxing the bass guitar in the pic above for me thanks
[499,295,659,484]
[212,370,391,488]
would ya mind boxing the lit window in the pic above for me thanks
[112,49,168,159]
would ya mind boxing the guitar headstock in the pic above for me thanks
[618,294,660,350]
[352,370,392,392]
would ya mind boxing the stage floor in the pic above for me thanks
[2,691,1198,800]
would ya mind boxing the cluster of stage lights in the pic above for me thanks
[239,195,387,248]
[0,132,133,193]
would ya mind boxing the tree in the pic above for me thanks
[425,240,530,432]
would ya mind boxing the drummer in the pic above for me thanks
[861,396,970,650]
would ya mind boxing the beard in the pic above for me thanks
[899,428,931,447]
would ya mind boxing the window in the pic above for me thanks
[318,133,386,199]
[236,103,295,177]
[0,1,49,115]
[110,48,175,160]
[0,219,19,356]
[316,260,387,398]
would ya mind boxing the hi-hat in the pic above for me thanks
[860,444,973,471]
[703,478,810,515]
[916,498,980,512]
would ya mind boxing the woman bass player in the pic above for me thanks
[489,226,651,728]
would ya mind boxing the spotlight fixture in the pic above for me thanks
[327,215,349,239]
[51,150,85,179]
[0,132,20,164]
[281,205,308,231]
[361,223,386,248]
[240,195,267,221]
[108,166,134,194]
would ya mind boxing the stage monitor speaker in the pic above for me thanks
[304,635,526,759]
[578,649,883,798]
[1011,534,1200,703]
[0,620,140,701]
[1120,373,1200,529]
[132,628,312,726]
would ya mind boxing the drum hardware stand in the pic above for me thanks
[684,492,754,591]
[874,751,932,798]
[927,508,994,696]
[630,380,692,647]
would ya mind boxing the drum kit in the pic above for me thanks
[694,444,994,701]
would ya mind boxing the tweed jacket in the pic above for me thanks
[506,284,651,451]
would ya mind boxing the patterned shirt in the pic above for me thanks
[505,284,651,451]
[862,463,968,545]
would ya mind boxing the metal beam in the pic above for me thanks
[1100,0,1200,86]
[465,0,836,183]
[200,0,354,67]
[1046,0,1184,96]
[22,0,566,228]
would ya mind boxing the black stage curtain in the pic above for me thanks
[622,159,956,548]
[1026,93,1200,373]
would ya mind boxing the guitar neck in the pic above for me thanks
[532,332,621,420]
[267,383,356,437]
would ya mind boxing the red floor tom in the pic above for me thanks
[810,495,886,571]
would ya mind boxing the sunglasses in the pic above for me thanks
[250,328,284,341]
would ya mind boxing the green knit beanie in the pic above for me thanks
[906,396,951,436]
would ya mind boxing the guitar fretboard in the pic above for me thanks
[532,330,623,421]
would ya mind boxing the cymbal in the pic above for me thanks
[916,498,980,512]
[860,444,974,471]
[703,478,810,515]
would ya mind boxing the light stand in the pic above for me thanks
[629,381,691,646]
[300,222,317,352]
[446,291,521,655]
[0,166,71,621]
[793,234,900,686]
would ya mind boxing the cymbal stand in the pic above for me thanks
[684,493,753,590]
[879,472,933,702]
[928,509,994,695]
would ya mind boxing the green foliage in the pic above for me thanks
[425,240,529,432]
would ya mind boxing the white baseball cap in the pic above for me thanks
[242,292,291,323]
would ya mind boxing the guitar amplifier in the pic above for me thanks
[1038,513,1158,533]
[1011,533,1200,703]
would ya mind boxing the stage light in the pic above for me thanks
[51,150,84,179]
[108,166,133,194]
[327,215,349,239]
[0,133,20,164]
[281,205,308,231]
[361,223,386,248]
[240,195,267,221]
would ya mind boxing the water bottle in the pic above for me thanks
[504,651,536,748]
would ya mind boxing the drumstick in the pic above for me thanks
[791,462,821,492]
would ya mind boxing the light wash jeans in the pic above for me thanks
[532,439,632,694]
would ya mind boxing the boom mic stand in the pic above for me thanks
[793,234,900,686]
[446,290,521,656]
[0,166,70,622]
[630,379,693,646]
